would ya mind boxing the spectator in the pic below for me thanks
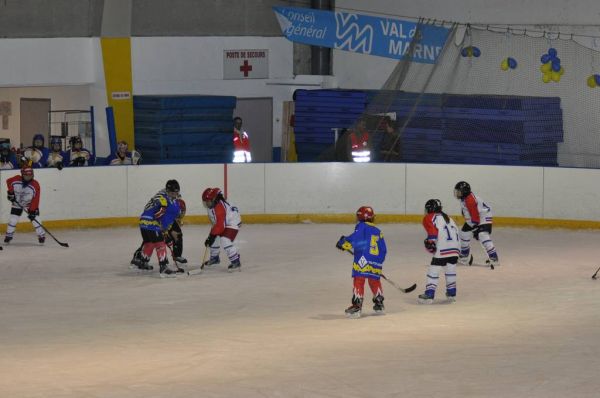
[65,136,94,167]
[106,140,140,165]
[348,118,372,162]
[23,133,49,168]
[232,117,251,163]
[379,117,402,162]
[47,136,66,170]
[0,139,18,169]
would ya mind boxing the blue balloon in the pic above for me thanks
[508,57,517,69]
[551,60,561,72]
[541,54,550,64]
[472,47,481,57]
[595,74,600,85]
[548,48,557,57]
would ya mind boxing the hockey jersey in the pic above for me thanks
[66,148,94,167]
[23,146,49,168]
[139,190,181,232]
[1,152,18,169]
[207,200,241,236]
[47,151,66,168]
[460,193,493,226]
[7,175,41,212]
[106,151,134,165]
[340,221,387,280]
[423,212,460,258]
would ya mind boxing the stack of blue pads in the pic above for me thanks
[134,95,236,164]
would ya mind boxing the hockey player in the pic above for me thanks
[23,134,49,168]
[65,136,94,167]
[106,140,140,165]
[47,136,66,170]
[418,199,460,304]
[454,181,499,267]
[336,206,387,318]
[1,139,18,169]
[202,187,242,271]
[4,165,46,244]
[134,180,183,276]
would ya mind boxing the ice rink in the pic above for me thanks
[0,223,599,397]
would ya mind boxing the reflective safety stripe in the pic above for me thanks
[233,150,252,163]
[351,150,371,163]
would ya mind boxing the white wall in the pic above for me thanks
[1,163,599,223]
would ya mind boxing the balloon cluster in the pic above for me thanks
[500,57,517,71]
[461,46,481,58]
[587,74,600,88]
[539,48,564,83]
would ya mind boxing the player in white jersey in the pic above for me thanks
[418,199,460,304]
[4,166,46,244]
[454,181,499,268]
[202,187,242,272]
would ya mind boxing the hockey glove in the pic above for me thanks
[7,191,15,203]
[205,234,217,247]
[472,224,481,241]
[28,208,39,221]
[424,239,437,254]
[336,236,353,252]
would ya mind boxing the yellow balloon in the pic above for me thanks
[501,59,509,71]
[541,62,552,73]
[551,71,560,82]
[559,66,565,76]
[542,73,551,83]
[587,75,597,88]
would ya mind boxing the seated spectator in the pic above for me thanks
[106,140,140,165]
[379,117,402,162]
[47,136,66,170]
[23,133,49,168]
[0,139,18,169]
[65,136,94,167]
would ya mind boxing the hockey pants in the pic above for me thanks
[139,228,167,264]
[425,258,457,297]
[209,228,240,263]
[5,207,45,239]
[459,223,498,261]
[352,276,383,301]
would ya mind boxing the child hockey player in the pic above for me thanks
[134,180,183,276]
[418,199,460,304]
[4,165,46,244]
[202,187,242,272]
[23,134,49,168]
[336,206,387,318]
[47,136,66,170]
[454,181,499,268]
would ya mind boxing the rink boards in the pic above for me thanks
[1,163,600,229]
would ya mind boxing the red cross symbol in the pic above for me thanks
[240,60,253,77]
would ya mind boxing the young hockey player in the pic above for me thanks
[106,140,140,165]
[65,136,94,167]
[23,134,49,168]
[47,136,66,170]
[4,165,46,244]
[418,199,460,304]
[202,187,242,271]
[0,139,18,169]
[336,206,387,318]
[454,181,499,267]
[134,180,183,276]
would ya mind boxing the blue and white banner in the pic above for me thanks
[273,6,450,64]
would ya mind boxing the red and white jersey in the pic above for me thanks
[423,212,460,258]
[233,129,251,163]
[7,175,41,212]
[460,193,493,226]
[207,200,242,236]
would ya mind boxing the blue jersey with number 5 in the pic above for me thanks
[342,221,387,280]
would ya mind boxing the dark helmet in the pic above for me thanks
[165,179,180,193]
[70,136,83,148]
[454,181,471,199]
[425,199,442,214]
[33,133,45,148]
[356,206,375,222]
[50,136,62,150]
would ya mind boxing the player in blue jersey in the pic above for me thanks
[133,180,183,276]
[23,134,49,168]
[336,206,387,318]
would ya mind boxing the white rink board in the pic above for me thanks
[1,163,600,222]
[264,163,406,214]
[544,167,600,220]
[406,164,545,218]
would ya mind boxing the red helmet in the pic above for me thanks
[356,206,375,222]
[202,187,222,208]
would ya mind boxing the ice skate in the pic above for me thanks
[4,236,12,244]
[445,293,456,303]
[202,256,220,267]
[458,254,473,266]
[418,292,434,304]
[174,256,187,264]
[372,295,385,314]
[227,259,241,272]
[159,261,177,278]
[486,257,499,269]
[345,297,363,318]
[38,236,45,245]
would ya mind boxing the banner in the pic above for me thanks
[273,6,450,64]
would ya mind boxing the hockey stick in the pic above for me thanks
[592,266,600,280]
[186,247,209,276]
[11,201,69,247]
[344,249,416,293]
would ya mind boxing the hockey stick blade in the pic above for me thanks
[592,266,600,280]
[381,274,417,293]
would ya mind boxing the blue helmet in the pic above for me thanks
[33,134,45,148]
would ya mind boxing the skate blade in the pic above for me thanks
[418,298,434,305]
[445,296,456,303]
[227,267,241,273]
[159,273,177,279]
[345,311,361,319]
[373,310,385,315]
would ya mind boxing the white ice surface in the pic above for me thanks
[0,224,599,398]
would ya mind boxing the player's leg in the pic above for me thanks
[458,223,474,265]
[170,222,186,263]
[203,236,222,266]
[477,224,499,266]
[367,277,385,313]
[29,215,45,244]
[346,276,365,317]
[4,208,22,243]
[222,228,241,271]
[445,259,458,302]
[419,259,443,303]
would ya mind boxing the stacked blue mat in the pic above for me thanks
[293,90,563,166]
[293,89,368,161]
[134,96,236,164]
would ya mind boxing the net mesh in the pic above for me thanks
[299,21,600,168]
